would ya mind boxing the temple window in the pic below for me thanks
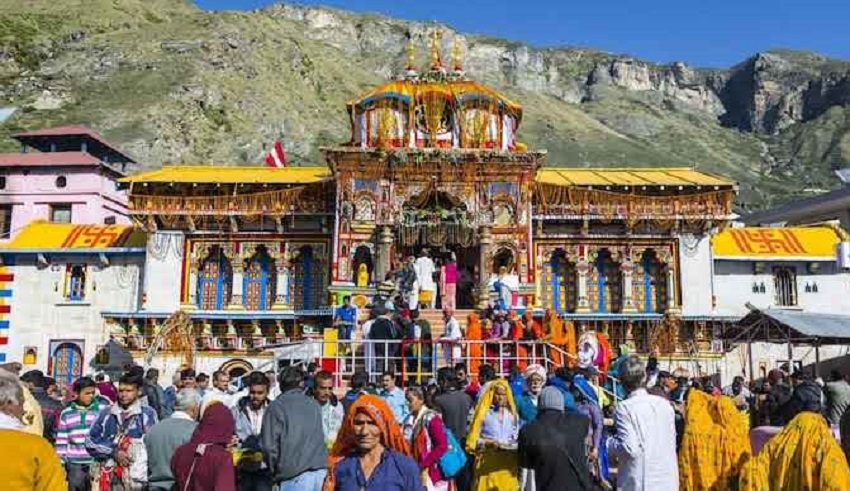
[0,205,11,238]
[197,247,233,310]
[50,204,72,223]
[773,267,798,307]
[65,264,87,301]
[291,245,326,310]
[243,246,276,311]
[588,249,622,313]
[636,250,667,313]
[547,249,577,313]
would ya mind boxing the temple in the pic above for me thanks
[5,31,849,386]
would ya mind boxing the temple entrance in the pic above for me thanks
[395,190,479,309]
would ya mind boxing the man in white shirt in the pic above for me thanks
[608,354,678,491]
[440,308,463,366]
[414,249,437,309]
[202,369,235,413]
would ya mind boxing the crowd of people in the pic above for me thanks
[4,346,850,490]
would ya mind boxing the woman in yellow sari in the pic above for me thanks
[679,390,751,490]
[739,404,850,490]
[465,379,520,491]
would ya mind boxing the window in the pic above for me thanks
[104,216,116,225]
[55,176,67,188]
[65,264,86,301]
[50,204,72,223]
[773,267,797,307]
[0,176,6,190]
[0,205,11,238]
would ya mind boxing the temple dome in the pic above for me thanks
[345,34,526,152]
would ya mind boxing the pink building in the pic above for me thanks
[0,126,134,239]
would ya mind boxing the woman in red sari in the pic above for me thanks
[404,386,452,490]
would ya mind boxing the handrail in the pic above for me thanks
[267,338,623,402]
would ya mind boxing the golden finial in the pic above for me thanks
[429,27,443,70]
[451,36,463,72]
[405,36,416,72]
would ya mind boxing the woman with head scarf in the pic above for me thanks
[739,381,850,491]
[324,394,421,491]
[465,379,520,491]
[403,386,452,491]
[171,402,236,491]
[678,390,750,491]
[517,365,546,426]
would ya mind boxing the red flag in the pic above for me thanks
[265,141,287,167]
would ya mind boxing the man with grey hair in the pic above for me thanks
[0,368,66,489]
[608,355,678,490]
[145,388,200,490]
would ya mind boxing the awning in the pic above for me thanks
[1,221,146,250]
[535,167,735,188]
[120,166,332,184]
[726,308,850,346]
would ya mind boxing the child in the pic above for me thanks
[56,376,109,491]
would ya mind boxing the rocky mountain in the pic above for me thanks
[1,0,848,210]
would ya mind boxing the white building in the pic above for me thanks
[0,221,145,384]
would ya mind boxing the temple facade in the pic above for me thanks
[3,32,849,385]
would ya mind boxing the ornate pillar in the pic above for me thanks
[227,258,245,310]
[575,245,592,313]
[273,246,291,310]
[621,252,638,313]
[660,248,681,314]
[478,226,493,308]
[183,272,199,311]
[666,264,680,314]
[375,226,393,284]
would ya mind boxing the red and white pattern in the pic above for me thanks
[265,141,287,168]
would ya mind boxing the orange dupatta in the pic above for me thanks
[322,395,412,491]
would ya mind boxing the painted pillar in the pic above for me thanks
[621,257,637,313]
[228,261,245,310]
[272,262,290,310]
[666,263,680,314]
[575,245,592,313]
[375,226,393,284]
[478,226,493,308]
[184,271,199,311]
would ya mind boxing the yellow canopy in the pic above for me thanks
[712,226,841,259]
[3,221,146,250]
[120,166,332,184]
[535,168,734,187]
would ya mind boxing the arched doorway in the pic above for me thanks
[51,341,83,388]
[244,246,276,311]
[588,249,623,313]
[492,247,515,274]
[198,246,233,310]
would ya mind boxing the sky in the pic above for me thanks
[193,0,850,67]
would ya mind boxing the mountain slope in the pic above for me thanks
[0,1,848,209]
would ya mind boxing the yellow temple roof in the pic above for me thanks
[712,226,843,260]
[536,168,735,187]
[120,166,332,184]
[3,221,147,250]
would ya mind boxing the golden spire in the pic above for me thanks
[429,27,443,70]
[451,36,463,72]
[405,36,416,72]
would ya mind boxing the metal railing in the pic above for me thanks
[268,338,623,402]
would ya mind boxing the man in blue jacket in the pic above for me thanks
[86,371,158,491]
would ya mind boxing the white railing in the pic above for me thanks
[268,338,623,402]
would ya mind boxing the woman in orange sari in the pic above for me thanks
[545,309,576,368]
[466,312,483,380]
[508,310,527,371]
[323,395,415,491]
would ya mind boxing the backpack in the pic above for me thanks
[438,426,467,479]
